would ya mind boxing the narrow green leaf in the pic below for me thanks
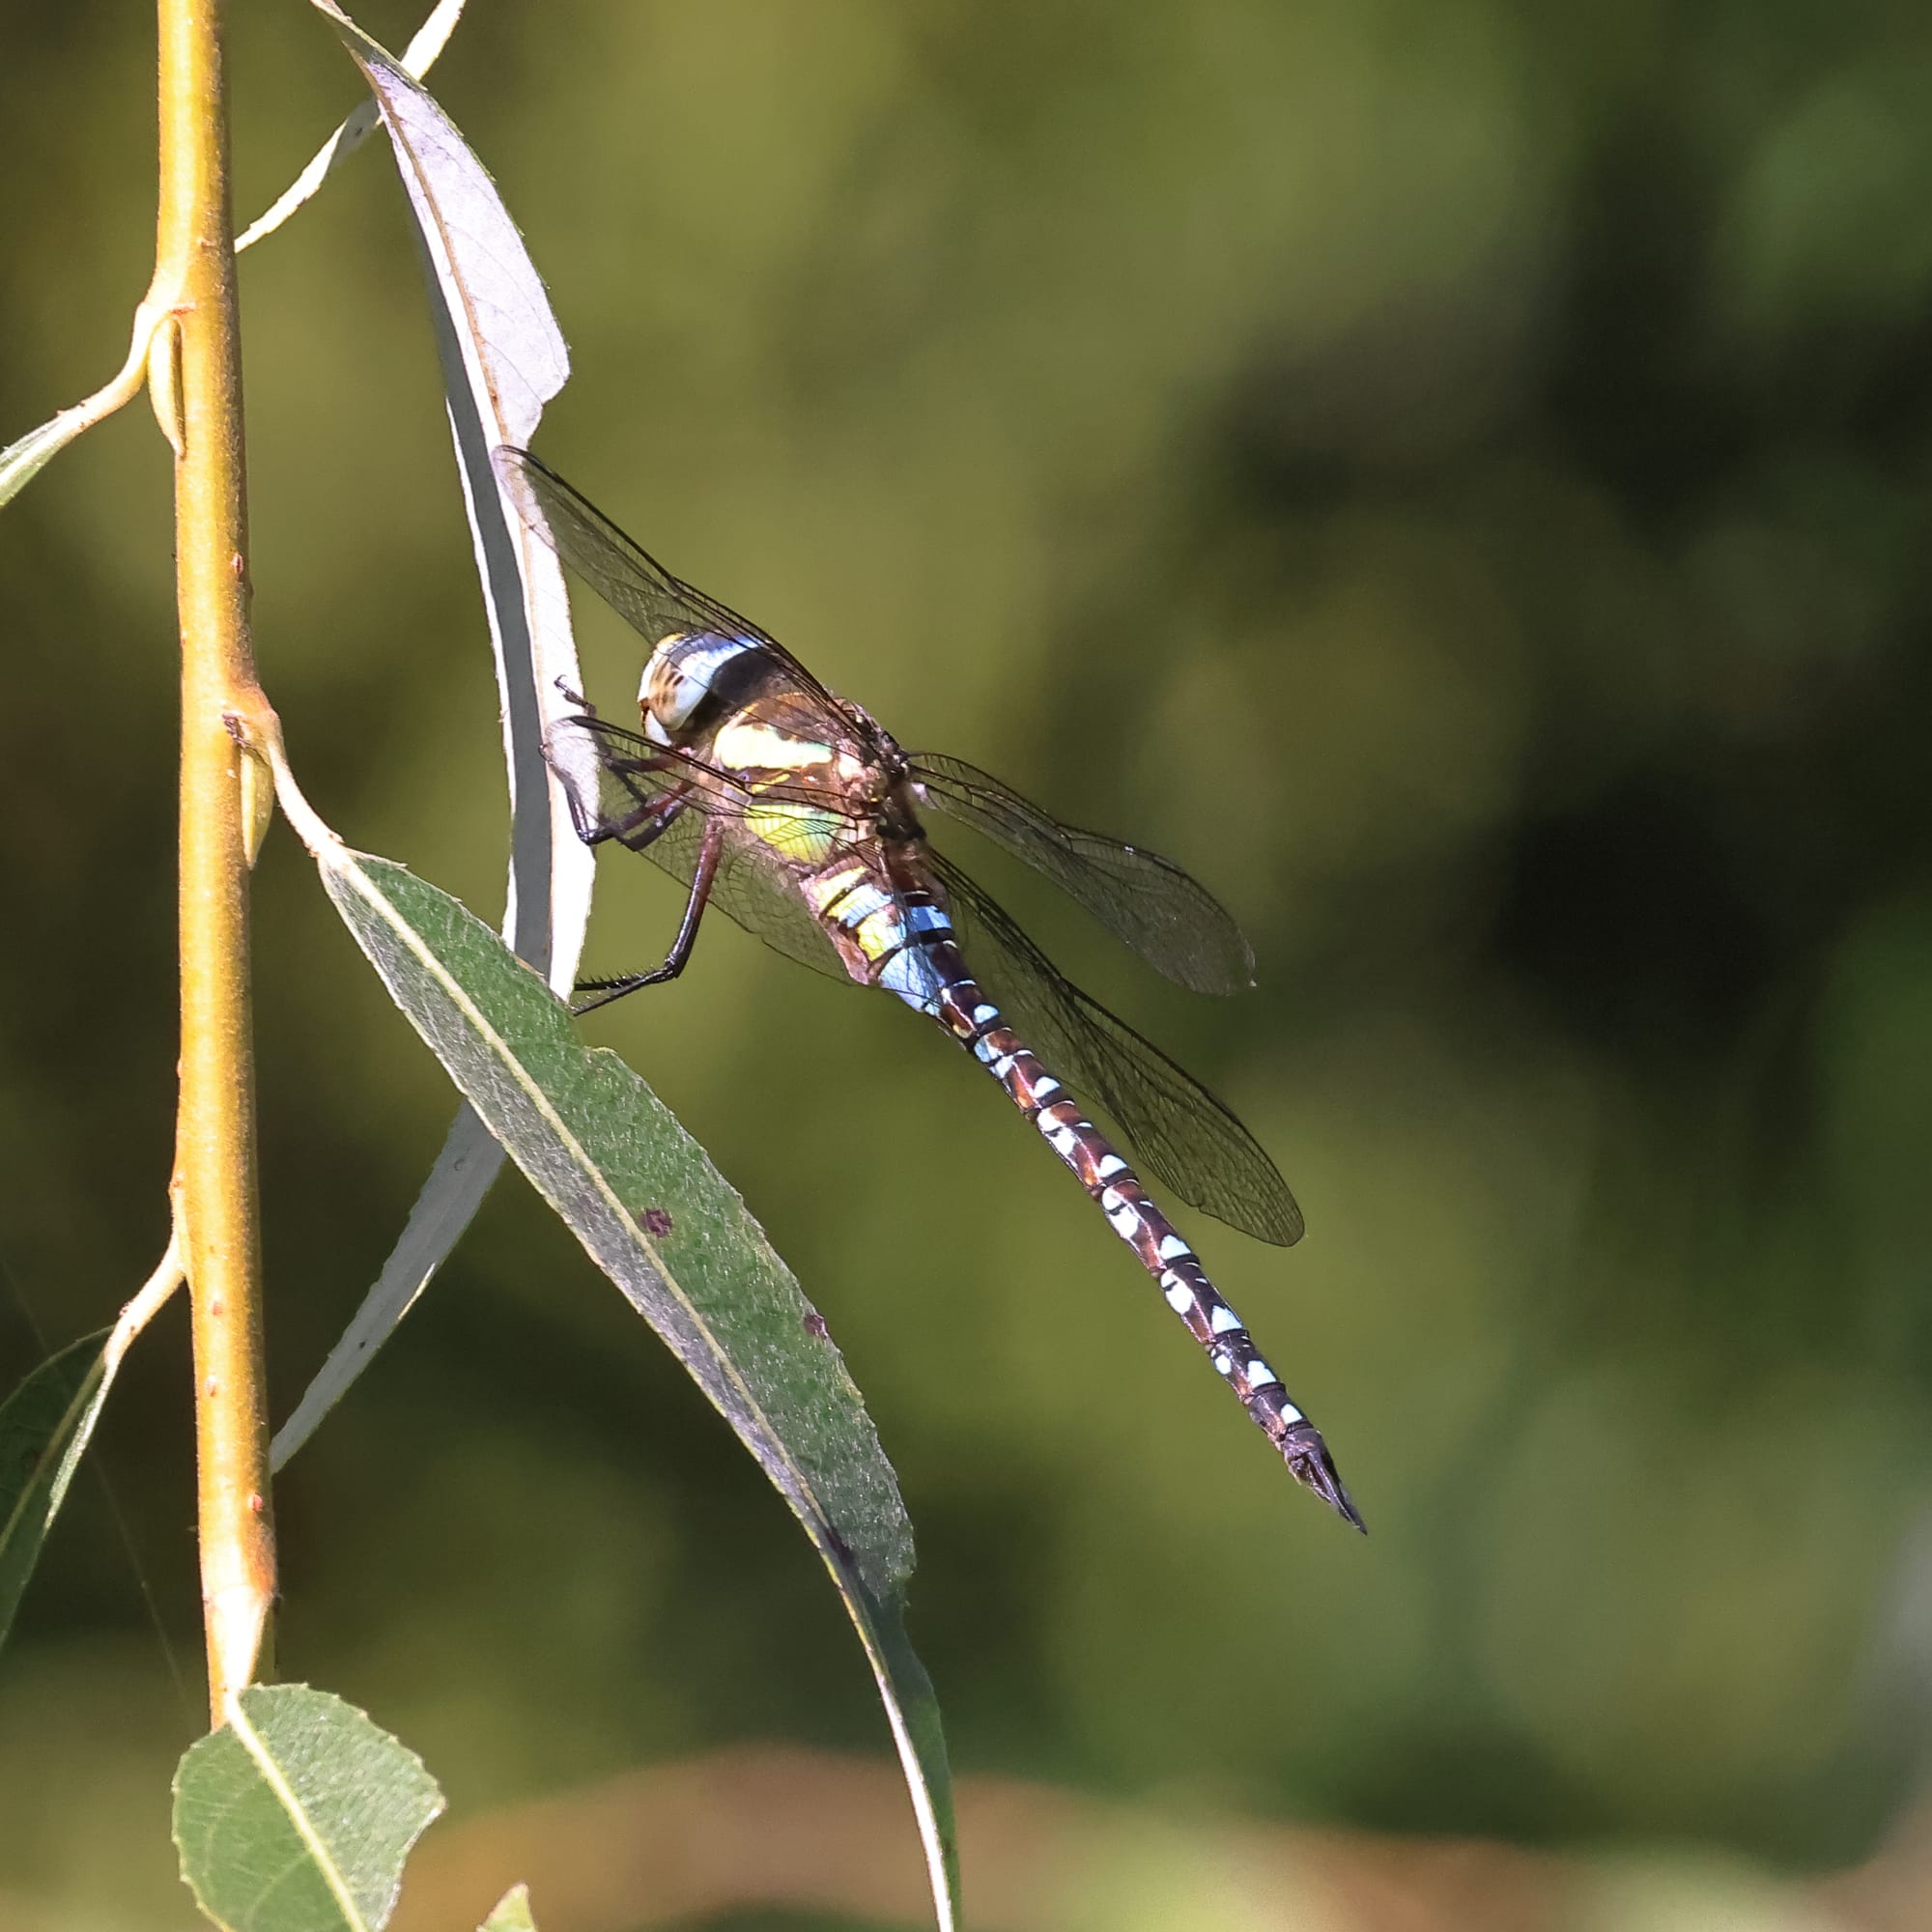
[270,0,589,1468]
[0,409,94,509]
[173,1685,443,1932]
[0,303,167,512]
[478,1885,536,1932]
[0,1331,112,1650]
[237,1,470,252]
[325,845,914,1595]
[291,824,957,1926]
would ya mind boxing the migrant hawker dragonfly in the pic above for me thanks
[496,445,1362,1531]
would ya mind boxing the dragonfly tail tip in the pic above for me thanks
[1285,1427,1366,1533]
[1321,1477,1368,1535]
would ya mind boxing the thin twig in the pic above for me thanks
[158,0,277,1722]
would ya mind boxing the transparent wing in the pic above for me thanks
[547,708,858,828]
[495,444,864,739]
[930,853,1302,1246]
[547,709,860,983]
[627,806,861,982]
[553,706,1299,1237]
[914,754,1255,995]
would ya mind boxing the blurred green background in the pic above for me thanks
[4,2,1931,1926]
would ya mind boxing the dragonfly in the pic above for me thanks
[495,445,1362,1531]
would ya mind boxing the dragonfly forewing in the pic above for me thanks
[914,753,1257,996]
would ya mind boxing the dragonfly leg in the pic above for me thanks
[571,815,724,1016]
[605,781,691,853]
[562,760,688,850]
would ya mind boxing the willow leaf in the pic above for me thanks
[265,769,958,1928]
[272,0,590,1468]
[0,1331,111,1650]
[173,1685,443,1932]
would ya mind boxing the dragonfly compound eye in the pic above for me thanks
[641,632,762,742]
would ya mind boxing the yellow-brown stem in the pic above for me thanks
[158,0,275,1720]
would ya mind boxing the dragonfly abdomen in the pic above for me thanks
[915,952,1363,1530]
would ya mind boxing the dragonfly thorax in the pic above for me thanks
[638,633,894,817]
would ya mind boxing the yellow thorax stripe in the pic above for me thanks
[713,717,831,774]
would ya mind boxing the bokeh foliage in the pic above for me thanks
[2,0,1929,1924]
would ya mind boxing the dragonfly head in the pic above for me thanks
[639,630,767,748]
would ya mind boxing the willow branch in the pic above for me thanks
[157,0,276,1721]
